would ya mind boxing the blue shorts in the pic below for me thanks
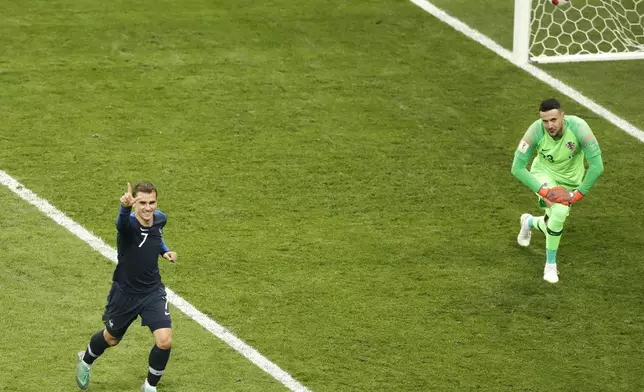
[102,282,172,339]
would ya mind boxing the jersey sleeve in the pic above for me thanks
[515,120,543,159]
[160,239,170,256]
[157,211,170,256]
[116,206,134,233]
[570,118,604,194]
[571,117,602,158]
[155,210,168,228]
[511,120,545,193]
[578,153,604,195]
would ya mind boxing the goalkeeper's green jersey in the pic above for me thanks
[511,115,603,195]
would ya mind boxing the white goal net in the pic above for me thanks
[514,0,644,63]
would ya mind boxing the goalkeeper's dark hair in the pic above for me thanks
[539,98,561,112]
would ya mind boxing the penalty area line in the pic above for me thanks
[0,170,311,392]
[409,0,644,143]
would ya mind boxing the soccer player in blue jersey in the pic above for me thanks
[76,183,177,392]
[512,99,604,283]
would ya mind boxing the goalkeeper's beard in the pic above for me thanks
[547,126,562,138]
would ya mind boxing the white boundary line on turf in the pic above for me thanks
[409,0,644,143]
[0,170,311,392]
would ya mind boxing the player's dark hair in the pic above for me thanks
[134,182,157,197]
[540,98,561,112]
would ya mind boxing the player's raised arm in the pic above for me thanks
[116,183,141,232]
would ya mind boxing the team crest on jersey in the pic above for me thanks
[565,141,576,151]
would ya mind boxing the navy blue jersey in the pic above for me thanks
[113,207,170,294]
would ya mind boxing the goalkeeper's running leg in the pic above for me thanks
[519,172,553,248]
[521,204,569,283]
[522,172,571,282]
[535,203,569,283]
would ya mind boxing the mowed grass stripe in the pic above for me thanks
[1,0,644,391]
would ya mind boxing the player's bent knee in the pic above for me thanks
[550,203,570,223]
[103,329,121,346]
[157,338,173,350]
[153,328,173,350]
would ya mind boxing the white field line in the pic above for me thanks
[5,6,640,388]
[409,0,644,143]
[0,170,311,392]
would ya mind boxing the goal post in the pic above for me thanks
[513,0,644,64]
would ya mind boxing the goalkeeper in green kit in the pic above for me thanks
[511,99,604,283]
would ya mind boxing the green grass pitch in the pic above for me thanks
[1,0,643,391]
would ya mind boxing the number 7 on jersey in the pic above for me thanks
[138,233,149,248]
